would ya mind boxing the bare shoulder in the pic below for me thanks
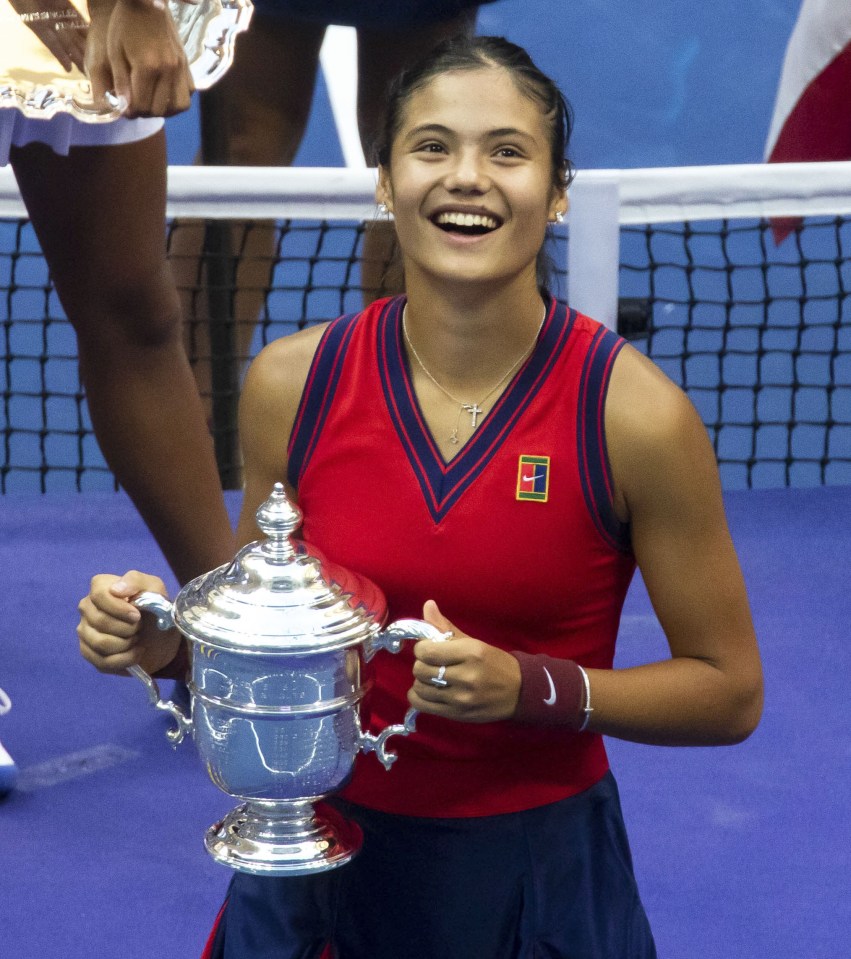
[243,323,329,401]
[605,343,720,520]
[238,323,328,482]
[240,324,328,425]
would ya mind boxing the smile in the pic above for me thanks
[432,211,502,235]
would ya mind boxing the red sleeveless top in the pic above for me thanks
[287,296,635,817]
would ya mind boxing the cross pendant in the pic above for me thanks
[463,403,483,429]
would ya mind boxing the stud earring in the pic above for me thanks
[555,210,565,224]
[377,202,390,218]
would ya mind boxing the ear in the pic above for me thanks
[549,189,568,223]
[376,166,394,214]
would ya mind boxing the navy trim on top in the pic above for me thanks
[379,297,576,524]
[576,326,631,553]
[287,312,360,491]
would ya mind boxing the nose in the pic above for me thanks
[444,148,490,194]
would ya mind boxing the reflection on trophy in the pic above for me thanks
[129,483,447,875]
[0,0,252,120]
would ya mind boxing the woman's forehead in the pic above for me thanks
[395,66,549,141]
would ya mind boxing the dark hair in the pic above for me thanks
[374,35,575,194]
[373,35,574,292]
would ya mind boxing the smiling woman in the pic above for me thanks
[77,35,762,959]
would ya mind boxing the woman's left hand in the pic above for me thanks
[409,600,522,723]
[10,0,88,73]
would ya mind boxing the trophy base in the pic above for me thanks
[205,799,363,876]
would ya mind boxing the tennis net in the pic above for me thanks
[1,161,850,492]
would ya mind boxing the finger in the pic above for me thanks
[411,658,454,686]
[148,73,174,117]
[111,54,133,115]
[77,619,138,660]
[89,571,165,624]
[78,632,146,674]
[77,596,142,639]
[422,598,455,633]
[110,570,168,599]
[68,27,88,73]
[173,65,194,112]
[40,30,74,73]
[88,62,114,108]
[413,639,468,668]
[408,684,453,715]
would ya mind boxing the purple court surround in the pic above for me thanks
[0,486,847,959]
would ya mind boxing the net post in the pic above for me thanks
[319,26,367,169]
[198,87,240,489]
[567,173,621,331]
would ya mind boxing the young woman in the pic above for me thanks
[4,0,232,586]
[77,36,763,959]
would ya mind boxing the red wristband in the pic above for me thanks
[510,652,585,728]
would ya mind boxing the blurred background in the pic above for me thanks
[164,0,802,169]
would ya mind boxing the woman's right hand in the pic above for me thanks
[85,0,194,117]
[77,571,182,677]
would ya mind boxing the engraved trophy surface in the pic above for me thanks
[1,0,252,121]
[129,483,446,875]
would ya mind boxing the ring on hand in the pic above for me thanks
[430,664,449,689]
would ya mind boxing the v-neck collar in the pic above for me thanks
[377,296,574,523]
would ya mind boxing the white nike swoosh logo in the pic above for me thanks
[543,667,557,706]
[523,472,542,483]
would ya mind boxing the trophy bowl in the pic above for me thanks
[128,483,446,875]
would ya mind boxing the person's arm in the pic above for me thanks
[234,324,328,543]
[410,344,763,746]
[583,344,763,745]
[77,324,326,678]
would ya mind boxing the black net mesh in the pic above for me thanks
[1,212,849,492]
[620,216,851,488]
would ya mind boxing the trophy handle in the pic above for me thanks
[359,620,451,770]
[128,592,192,747]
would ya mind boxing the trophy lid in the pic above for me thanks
[172,484,388,653]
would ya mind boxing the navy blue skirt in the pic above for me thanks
[248,0,496,28]
[204,771,657,959]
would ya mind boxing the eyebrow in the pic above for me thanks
[402,123,540,144]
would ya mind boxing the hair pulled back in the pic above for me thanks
[373,36,574,292]
[374,35,575,194]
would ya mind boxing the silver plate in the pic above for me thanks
[0,0,252,122]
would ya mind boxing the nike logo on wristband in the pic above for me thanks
[543,667,557,705]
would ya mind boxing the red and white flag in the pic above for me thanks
[765,0,851,240]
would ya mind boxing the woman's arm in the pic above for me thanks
[234,324,327,544]
[585,344,763,745]
[411,344,763,746]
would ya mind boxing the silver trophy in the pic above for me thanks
[128,483,446,876]
[1,0,252,121]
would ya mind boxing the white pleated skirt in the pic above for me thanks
[0,107,163,166]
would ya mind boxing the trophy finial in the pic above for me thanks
[255,483,303,549]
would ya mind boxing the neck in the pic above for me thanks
[402,273,548,389]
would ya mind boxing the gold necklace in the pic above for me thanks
[402,305,546,444]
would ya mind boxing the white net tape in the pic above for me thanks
[2,159,851,221]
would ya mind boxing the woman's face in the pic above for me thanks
[378,66,567,293]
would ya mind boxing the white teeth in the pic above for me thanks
[434,211,499,230]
